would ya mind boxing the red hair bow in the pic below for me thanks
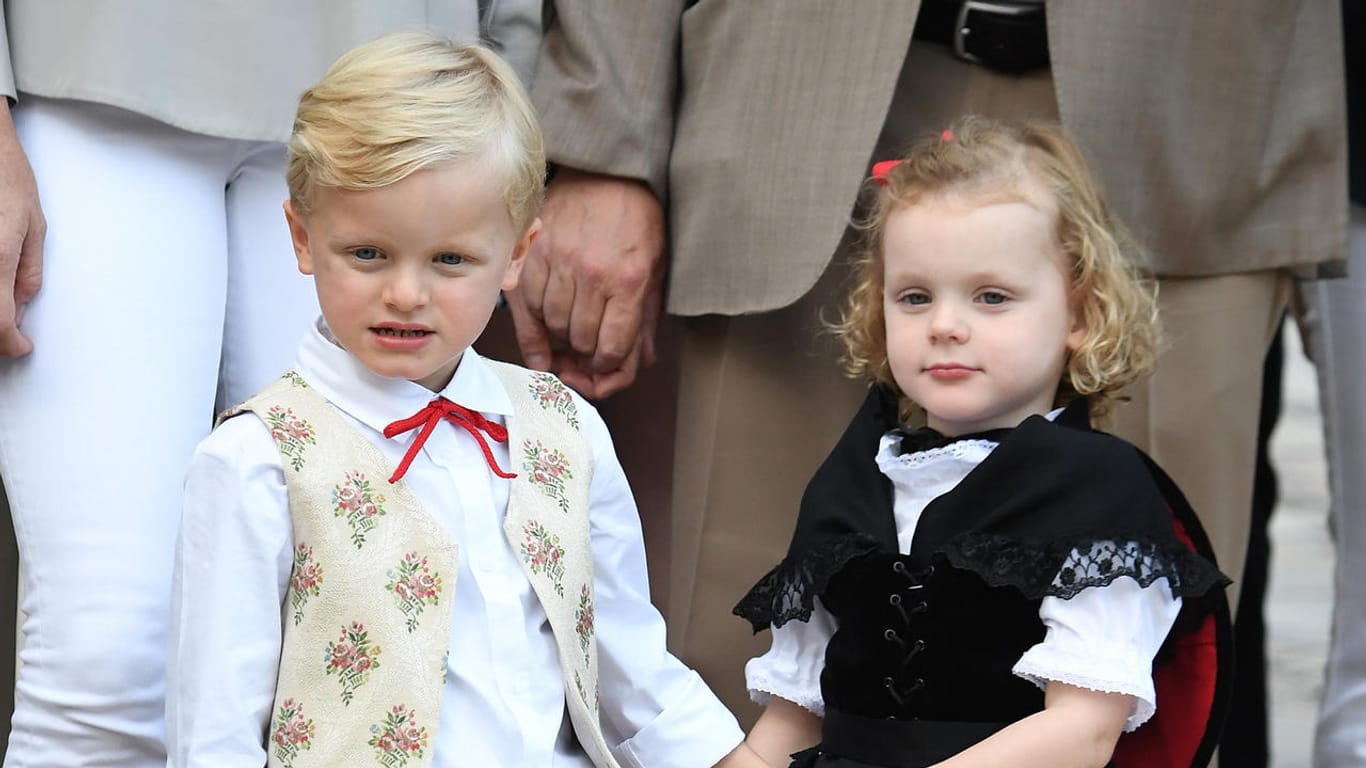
[872,129,953,187]
[871,159,901,187]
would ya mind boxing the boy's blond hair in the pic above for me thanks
[836,115,1160,426]
[287,29,544,233]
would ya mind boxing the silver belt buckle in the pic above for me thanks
[954,0,1044,64]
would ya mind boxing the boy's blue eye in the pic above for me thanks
[436,253,465,266]
[979,291,1007,305]
[352,247,380,261]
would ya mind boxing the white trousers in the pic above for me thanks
[1307,203,1366,768]
[0,96,318,766]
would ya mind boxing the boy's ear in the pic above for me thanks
[502,217,541,292]
[283,200,315,276]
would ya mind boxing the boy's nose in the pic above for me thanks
[383,270,428,310]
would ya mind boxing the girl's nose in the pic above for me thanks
[928,303,969,343]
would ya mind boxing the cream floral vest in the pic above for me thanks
[229,363,618,768]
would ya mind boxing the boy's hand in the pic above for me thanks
[0,102,44,357]
[713,742,779,768]
[506,168,664,400]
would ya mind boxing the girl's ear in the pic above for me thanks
[1065,293,1088,352]
[284,200,315,276]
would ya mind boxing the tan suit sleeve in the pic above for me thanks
[1,9,16,101]
[532,0,687,200]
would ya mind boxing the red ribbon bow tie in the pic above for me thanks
[383,397,516,483]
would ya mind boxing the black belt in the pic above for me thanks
[797,708,1114,768]
[913,0,1050,75]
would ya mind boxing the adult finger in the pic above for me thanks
[518,235,554,322]
[637,275,663,369]
[585,342,644,400]
[593,257,664,373]
[539,257,578,345]
[567,280,609,359]
[592,293,644,374]
[553,353,599,399]
[504,290,554,372]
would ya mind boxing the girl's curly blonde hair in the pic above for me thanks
[836,116,1160,426]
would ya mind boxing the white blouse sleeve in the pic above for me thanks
[1012,573,1182,732]
[744,598,837,716]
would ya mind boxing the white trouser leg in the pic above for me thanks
[0,96,299,767]
[217,142,318,410]
[1309,204,1366,768]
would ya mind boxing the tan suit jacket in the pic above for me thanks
[533,0,1346,316]
[0,0,540,142]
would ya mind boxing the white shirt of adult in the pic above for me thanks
[167,319,743,768]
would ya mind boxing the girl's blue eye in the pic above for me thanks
[436,253,465,266]
[902,292,930,305]
[352,247,380,261]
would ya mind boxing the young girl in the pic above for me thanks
[729,117,1232,768]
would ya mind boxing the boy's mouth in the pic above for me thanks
[372,327,433,338]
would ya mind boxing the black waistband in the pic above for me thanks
[912,0,1050,75]
[819,708,1005,767]
[813,707,1115,768]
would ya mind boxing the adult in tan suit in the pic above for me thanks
[0,4,537,764]
[501,0,1346,726]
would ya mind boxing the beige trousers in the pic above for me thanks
[1109,272,1291,613]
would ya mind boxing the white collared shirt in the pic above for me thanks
[167,320,742,768]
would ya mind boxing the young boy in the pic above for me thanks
[166,30,745,768]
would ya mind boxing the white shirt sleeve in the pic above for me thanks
[744,600,836,716]
[166,415,293,767]
[1012,574,1183,732]
[576,399,744,768]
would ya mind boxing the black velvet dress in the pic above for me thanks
[734,387,1232,768]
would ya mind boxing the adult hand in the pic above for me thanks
[507,168,665,400]
[0,102,44,357]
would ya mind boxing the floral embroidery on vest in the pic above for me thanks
[271,698,315,768]
[289,544,324,626]
[325,621,383,705]
[574,670,588,707]
[573,669,599,714]
[575,584,595,661]
[522,440,573,513]
[282,369,311,389]
[386,551,443,633]
[266,406,317,471]
[369,704,430,767]
[332,471,388,548]
[520,520,566,596]
[528,373,581,430]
